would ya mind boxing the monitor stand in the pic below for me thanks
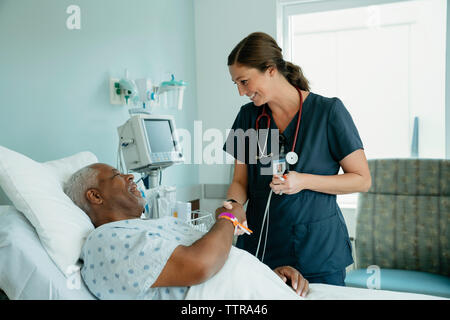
[145,169,160,189]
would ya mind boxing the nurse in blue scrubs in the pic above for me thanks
[218,32,372,288]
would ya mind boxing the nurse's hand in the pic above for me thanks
[270,172,306,195]
[273,266,309,297]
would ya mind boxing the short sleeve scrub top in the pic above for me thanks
[223,92,364,286]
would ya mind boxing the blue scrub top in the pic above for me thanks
[223,92,363,279]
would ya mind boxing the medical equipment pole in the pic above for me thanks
[147,169,160,189]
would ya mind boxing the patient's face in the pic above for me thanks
[92,163,145,218]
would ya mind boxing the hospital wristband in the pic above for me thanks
[218,212,237,221]
[218,213,239,233]
[218,212,253,235]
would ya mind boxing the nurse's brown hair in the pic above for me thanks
[227,32,310,91]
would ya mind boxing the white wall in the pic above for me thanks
[193,0,277,186]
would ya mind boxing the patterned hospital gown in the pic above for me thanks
[80,216,206,300]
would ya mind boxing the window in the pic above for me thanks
[278,0,447,208]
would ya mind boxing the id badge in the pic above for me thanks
[272,158,286,176]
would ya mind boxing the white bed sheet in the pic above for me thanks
[0,205,445,301]
[186,242,445,300]
[0,205,95,300]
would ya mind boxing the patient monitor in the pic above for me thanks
[117,114,184,175]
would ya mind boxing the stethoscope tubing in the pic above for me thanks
[255,87,304,158]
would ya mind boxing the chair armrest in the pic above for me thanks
[349,237,357,270]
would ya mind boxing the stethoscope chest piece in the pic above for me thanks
[286,151,298,165]
[255,87,304,164]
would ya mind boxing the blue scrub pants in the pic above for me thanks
[305,269,346,286]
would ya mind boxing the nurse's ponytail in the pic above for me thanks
[228,32,310,91]
[282,60,310,92]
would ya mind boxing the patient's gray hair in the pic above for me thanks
[64,165,99,214]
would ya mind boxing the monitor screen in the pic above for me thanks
[144,119,176,153]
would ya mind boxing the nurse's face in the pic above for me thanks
[229,63,275,107]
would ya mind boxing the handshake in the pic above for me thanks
[215,199,250,236]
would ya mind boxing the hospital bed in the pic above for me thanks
[0,205,445,300]
[0,145,445,300]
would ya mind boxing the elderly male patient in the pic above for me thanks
[64,163,308,299]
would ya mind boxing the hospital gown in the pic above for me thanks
[80,216,205,300]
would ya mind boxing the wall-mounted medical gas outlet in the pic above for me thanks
[109,70,187,111]
[109,78,126,105]
[110,77,143,106]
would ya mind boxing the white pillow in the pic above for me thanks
[0,206,96,300]
[0,146,97,276]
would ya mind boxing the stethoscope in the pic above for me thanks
[255,87,303,166]
[254,87,304,263]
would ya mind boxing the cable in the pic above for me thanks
[255,189,273,263]
[261,202,270,262]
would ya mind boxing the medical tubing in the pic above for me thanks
[255,189,273,262]
[261,200,270,262]
[291,87,303,153]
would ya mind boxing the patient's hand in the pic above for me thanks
[215,201,245,221]
[273,266,309,297]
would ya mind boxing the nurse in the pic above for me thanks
[217,32,372,287]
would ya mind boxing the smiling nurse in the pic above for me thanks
[217,32,372,287]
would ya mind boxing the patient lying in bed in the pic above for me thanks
[64,163,307,300]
